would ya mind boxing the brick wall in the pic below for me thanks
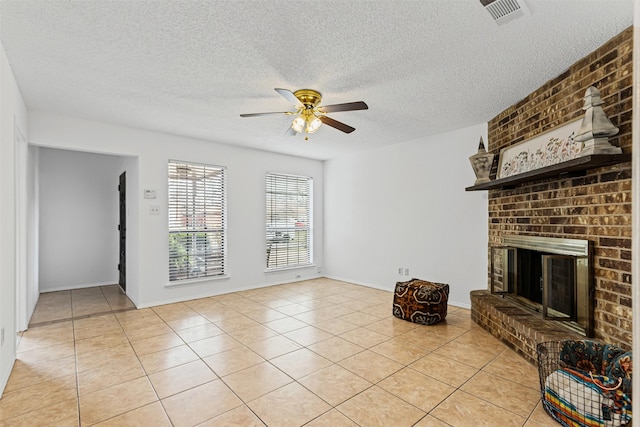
[485,27,633,349]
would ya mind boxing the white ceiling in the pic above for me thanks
[0,1,633,160]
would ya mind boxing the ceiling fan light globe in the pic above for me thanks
[307,117,322,133]
[292,117,305,133]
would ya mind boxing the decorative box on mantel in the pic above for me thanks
[466,86,630,192]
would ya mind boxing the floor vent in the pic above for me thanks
[480,0,529,25]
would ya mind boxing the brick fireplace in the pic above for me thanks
[470,27,632,363]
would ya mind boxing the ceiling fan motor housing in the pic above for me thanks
[294,89,322,108]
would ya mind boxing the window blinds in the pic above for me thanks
[266,173,312,269]
[168,161,226,281]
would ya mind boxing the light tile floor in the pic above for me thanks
[29,285,136,326]
[1,278,560,426]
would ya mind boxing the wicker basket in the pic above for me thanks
[537,340,632,427]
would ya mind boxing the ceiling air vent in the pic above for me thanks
[480,0,530,25]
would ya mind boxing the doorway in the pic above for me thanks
[34,149,137,316]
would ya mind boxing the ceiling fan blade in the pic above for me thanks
[274,88,304,108]
[318,101,368,113]
[240,111,294,117]
[319,115,355,134]
[285,125,297,136]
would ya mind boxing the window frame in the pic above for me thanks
[265,172,313,271]
[168,160,227,283]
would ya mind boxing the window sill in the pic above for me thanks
[165,275,230,288]
[264,264,316,273]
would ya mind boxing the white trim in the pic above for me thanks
[165,275,230,288]
[266,171,313,180]
[40,281,117,293]
[0,358,16,399]
[264,264,315,273]
[14,121,28,332]
[322,274,394,292]
[446,301,471,310]
[262,274,323,288]
[323,274,471,310]
[28,147,39,329]
[140,277,319,309]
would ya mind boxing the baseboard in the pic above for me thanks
[109,274,471,309]
[322,274,393,292]
[449,300,471,310]
[40,281,117,293]
[0,354,16,399]
[323,274,471,310]
[264,274,323,288]
[135,284,265,309]
[135,275,323,309]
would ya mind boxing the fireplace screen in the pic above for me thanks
[490,236,593,336]
[543,255,576,321]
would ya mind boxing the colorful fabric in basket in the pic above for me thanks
[540,340,633,427]
[559,340,627,376]
[544,367,631,427]
[608,351,633,397]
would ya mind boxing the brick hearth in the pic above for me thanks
[470,290,581,364]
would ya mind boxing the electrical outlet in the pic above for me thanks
[404,268,410,276]
[398,267,403,275]
[149,206,160,215]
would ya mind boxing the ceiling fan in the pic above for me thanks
[240,88,368,139]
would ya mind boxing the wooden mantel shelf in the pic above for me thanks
[465,153,631,191]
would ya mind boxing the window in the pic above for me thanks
[168,161,226,281]
[266,173,312,269]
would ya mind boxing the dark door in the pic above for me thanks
[118,172,126,292]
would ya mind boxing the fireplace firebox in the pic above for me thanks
[490,235,593,337]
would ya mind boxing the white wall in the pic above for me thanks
[0,41,28,397]
[323,123,489,308]
[28,112,324,307]
[25,146,39,325]
[38,147,123,291]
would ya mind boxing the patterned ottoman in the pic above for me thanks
[393,278,449,325]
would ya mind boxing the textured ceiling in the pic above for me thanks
[0,1,633,160]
